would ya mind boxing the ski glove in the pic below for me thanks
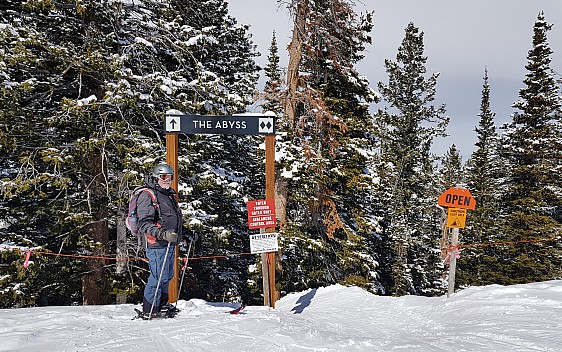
[157,229,178,243]
[185,228,199,243]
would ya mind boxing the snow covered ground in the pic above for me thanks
[2,280,562,351]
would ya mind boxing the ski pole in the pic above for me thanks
[175,237,194,309]
[149,241,171,319]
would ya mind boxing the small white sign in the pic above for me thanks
[250,232,279,254]
[166,116,181,132]
[258,117,274,134]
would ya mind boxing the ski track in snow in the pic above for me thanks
[1,281,562,351]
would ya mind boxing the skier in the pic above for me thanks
[137,163,184,319]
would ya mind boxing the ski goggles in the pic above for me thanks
[158,174,174,181]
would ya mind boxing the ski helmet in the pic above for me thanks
[152,163,174,179]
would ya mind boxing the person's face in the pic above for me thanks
[157,174,173,189]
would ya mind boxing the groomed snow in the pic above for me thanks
[2,280,562,351]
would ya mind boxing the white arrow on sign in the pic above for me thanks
[166,116,181,132]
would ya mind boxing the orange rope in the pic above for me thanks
[188,252,253,260]
[0,245,254,262]
[459,237,560,249]
[441,236,561,253]
[5,236,560,264]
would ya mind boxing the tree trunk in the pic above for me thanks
[116,210,128,275]
[115,209,128,304]
[286,0,305,130]
[277,0,306,227]
[81,150,111,305]
[274,173,288,229]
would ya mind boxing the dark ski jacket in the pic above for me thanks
[137,180,183,248]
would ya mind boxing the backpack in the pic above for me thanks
[126,187,161,249]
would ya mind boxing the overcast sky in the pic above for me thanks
[228,0,562,159]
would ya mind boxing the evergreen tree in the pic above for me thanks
[277,0,381,294]
[374,22,449,296]
[264,31,282,93]
[499,12,562,284]
[0,0,261,306]
[437,144,464,190]
[107,0,262,303]
[459,68,505,286]
[0,0,127,306]
[262,31,284,115]
[129,0,262,303]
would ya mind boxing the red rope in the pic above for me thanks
[459,237,560,249]
[4,236,560,265]
[0,245,253,263]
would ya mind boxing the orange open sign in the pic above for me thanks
[438,187,476,210]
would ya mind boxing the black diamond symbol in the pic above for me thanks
[260,121,273,130]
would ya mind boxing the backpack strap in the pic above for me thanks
[131,187,163,252]
[136,187,162,221]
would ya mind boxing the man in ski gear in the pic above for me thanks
[137,163,183,318]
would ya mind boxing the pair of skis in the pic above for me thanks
[132,305,245,320]
[133,306,180,320]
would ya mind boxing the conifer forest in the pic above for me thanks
[1,0,561,308]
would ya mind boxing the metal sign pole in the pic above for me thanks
[447,227,459,298]
[260,230,270,307]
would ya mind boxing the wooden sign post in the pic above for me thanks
[265,133,277,307]
[164,111,276,306]
[165,131,180,302]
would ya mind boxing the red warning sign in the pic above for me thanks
[247,199,276,229]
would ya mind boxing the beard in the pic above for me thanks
[159,180,172,189]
